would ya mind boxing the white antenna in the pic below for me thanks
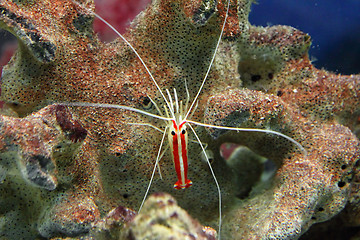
[139,126,168,212]
[70,0,175,118]
[187,120,308,157]
[188,123,223,239]
[62,102,172,121]
[184,0,231,120]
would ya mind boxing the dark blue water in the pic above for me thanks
[249,0,360,74]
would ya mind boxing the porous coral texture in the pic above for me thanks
[120,193,217,240]
[0,0,359,239]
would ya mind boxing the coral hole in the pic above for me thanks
[220,143,277,199]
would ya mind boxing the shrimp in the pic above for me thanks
[64,0,307,238]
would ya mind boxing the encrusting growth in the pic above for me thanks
[0,0,359,239]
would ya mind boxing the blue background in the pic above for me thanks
[249,0,360,74]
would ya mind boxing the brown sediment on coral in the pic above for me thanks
[248,25,311,51]
[0,104,88,238]
[0,0,359,239]
[0,104,86,190]
[206,88,359,238]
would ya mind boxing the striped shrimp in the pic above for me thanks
[66,0,307,238]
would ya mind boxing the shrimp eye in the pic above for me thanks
[181,129,186,134]
[171,131,176,136]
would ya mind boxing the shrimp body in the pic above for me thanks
[163,89,192,189]
[169,120,192,189]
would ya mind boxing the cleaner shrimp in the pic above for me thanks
[64,0,307,238]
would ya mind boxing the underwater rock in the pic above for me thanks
[205,89,359,238]
[0,104,86,190]
[87,205,136,239]
[38,193,100,238]
[0,0,359,239]
[48,194,215,240]
[0,104,87,238]
[120,193,217,240]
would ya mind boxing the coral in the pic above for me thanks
[0,104,87,190]
[0,0,359,239]
[120,193,217,240]
[0,104,87,238]
[48,193,215,240]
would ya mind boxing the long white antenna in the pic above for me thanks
[70,0,175,118]
[139,126,168,212]
[188,124,222,239]
[61,102,172,121]
[187,119,308,157]
[184,0,231,120]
